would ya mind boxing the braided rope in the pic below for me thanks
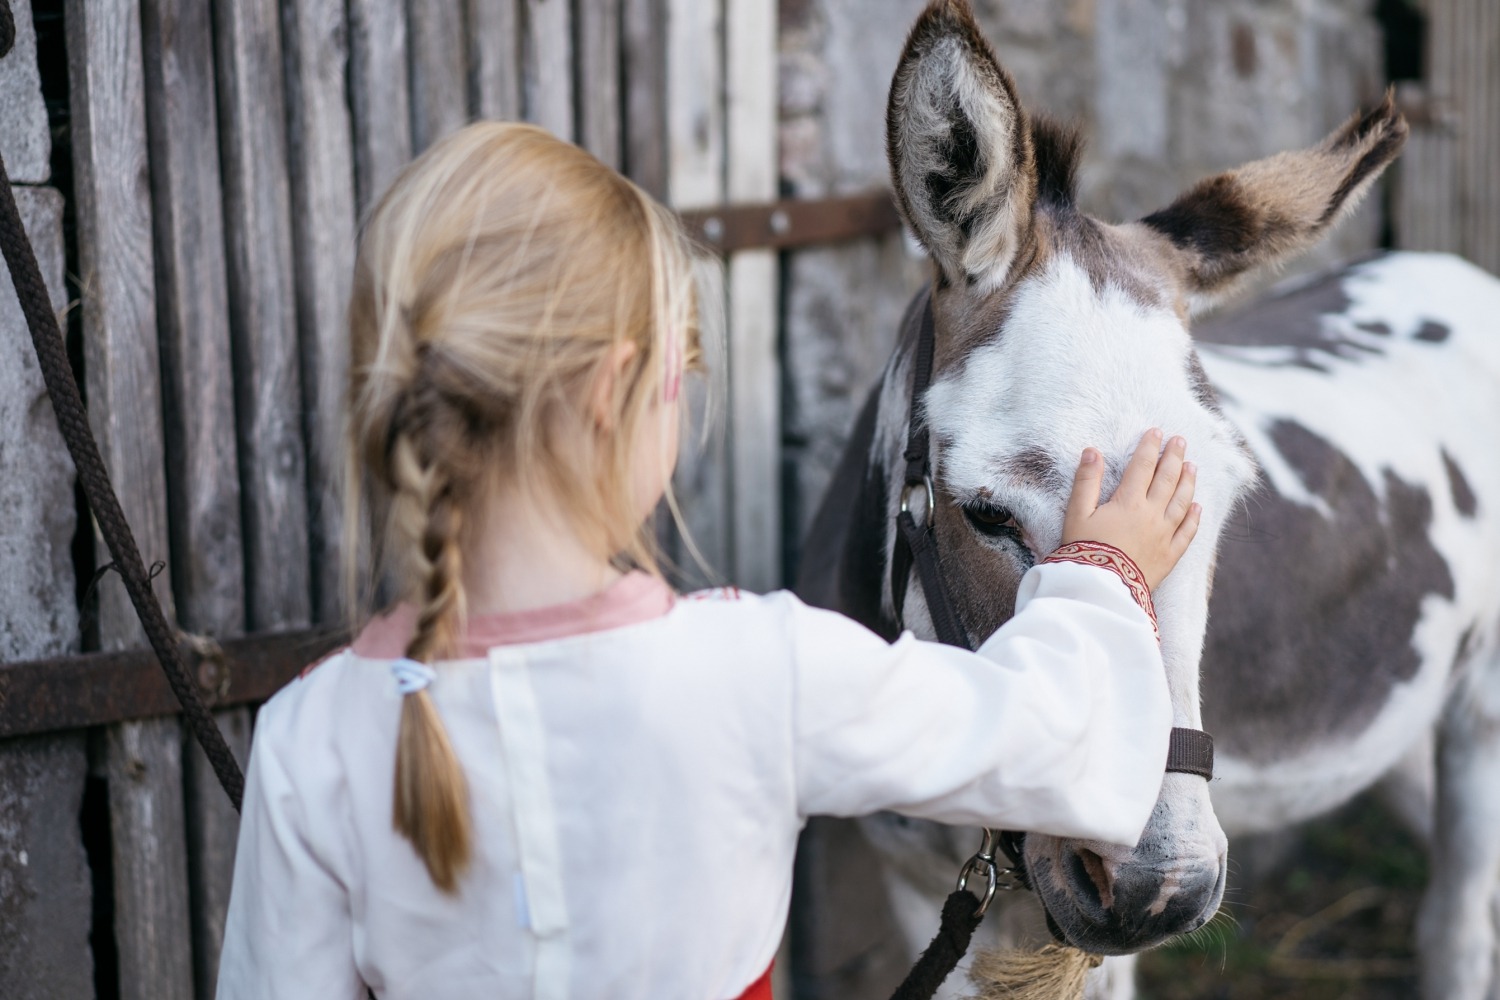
[0,23,245,808]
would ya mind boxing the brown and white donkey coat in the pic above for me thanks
[796,2,1500,999]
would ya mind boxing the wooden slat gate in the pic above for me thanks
[1,0,788,996]
[1393,0,1500,273]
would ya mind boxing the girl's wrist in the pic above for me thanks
[1042,540,1159,639]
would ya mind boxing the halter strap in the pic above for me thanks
[888,294,1215,783]
[890,297,971,649]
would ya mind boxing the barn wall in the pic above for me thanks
[0,1,1456,997]
[777,0,1388,558]
[0,4,92,997]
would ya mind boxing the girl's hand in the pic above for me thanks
[1061,429,1200,590]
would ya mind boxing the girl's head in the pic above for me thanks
[344,122,700,891]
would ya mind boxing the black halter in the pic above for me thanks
[888,297,1216,895]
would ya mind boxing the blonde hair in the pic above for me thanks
[343,123,700,892]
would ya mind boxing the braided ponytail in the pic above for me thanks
[344,122,704,895]
[389,432,472,893]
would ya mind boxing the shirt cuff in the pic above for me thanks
[1041,541,1158,639]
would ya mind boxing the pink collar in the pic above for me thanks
[351,571,675,659]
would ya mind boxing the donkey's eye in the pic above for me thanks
[963,502,1021,537]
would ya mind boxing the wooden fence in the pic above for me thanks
[1392,0,1500,274]
[2,1,787,996]
[6,0,1498,997]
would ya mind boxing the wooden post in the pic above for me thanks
[622,0,668,199]
[666,0,731,586]
[282,0,359,626]
[408,0,469,152]
[138,2,250,994]
[576,0,621,166]
[348,0,413,212]
[1424,0,1500,273]
[212,0,313,633]
[725,0,780,594]
[1392,84,1460,255]
[0,13,91,978]
[523,0,574,140]
[65,3,194,998]
[468,0,521,121]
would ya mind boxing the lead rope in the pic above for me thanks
[0,8,245,811]
[886,296,1094,1000]
[887,295,1047,999]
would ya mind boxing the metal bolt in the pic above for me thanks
[769,209,791,235]
[702,216,724,243]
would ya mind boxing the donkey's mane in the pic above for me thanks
[1032,116,1084,210]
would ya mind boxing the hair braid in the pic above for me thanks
[389,431,472,893]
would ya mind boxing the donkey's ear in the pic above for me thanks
[887,0,1035,288]
[1143,93,1408,304]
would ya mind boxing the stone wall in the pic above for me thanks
[777,0,1387,565]
[0,3,93,997]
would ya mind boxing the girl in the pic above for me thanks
[217,122,1200,1000]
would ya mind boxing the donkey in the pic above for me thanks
[794,3,1500,999]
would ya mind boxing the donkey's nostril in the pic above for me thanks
[1077,849,1115,910]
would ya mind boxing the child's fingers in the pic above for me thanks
[1065,447,1104,524]
[1165,460,1196,522]
[1147,436,1187,503]
[1116,429,1164,500]
[1171,502,1203,553]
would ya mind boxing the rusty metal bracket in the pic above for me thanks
[0,628,346,739]
[678,190,904,254]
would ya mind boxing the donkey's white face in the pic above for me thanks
[883,0,1406,953]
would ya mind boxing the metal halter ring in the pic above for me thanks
[900,475,936,518]
[955,827,1025,917]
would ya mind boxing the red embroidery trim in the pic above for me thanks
[1042,541,1159,639]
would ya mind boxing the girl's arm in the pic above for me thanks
[216,701,364,1000]
[789,557,1169,846]
[791,431,1195,846]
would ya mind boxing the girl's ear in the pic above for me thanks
[886,0,1036,289]
[591,340,640,431]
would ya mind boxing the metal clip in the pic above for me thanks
[900,474,935,519]
[955,827,1024,917]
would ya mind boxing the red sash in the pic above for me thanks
[732,961,773,1000]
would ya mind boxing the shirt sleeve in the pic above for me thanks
[790,559,1171,847]
[216,698,364,1000]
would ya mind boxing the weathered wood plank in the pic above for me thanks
[621,0,668,198]
[105,720,195,1000]
[139,3,249,992]
[468,0,521,121]
[67,0,175,645]
[724,0,779,594]
[1427,0,1500,274]
[282,0,359,626]
[66,4,194,998]
[577,0,621,165]
[182,708,250,1000]
[666,0,730,585]
[408,0,469,152]
[212,0,313,632]
[1392,85,1459,254]
[141,0,245,642]
[0,177,91,1000]
[348,0,413,211]
[665,0,724,211]
[524,0,574,140]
